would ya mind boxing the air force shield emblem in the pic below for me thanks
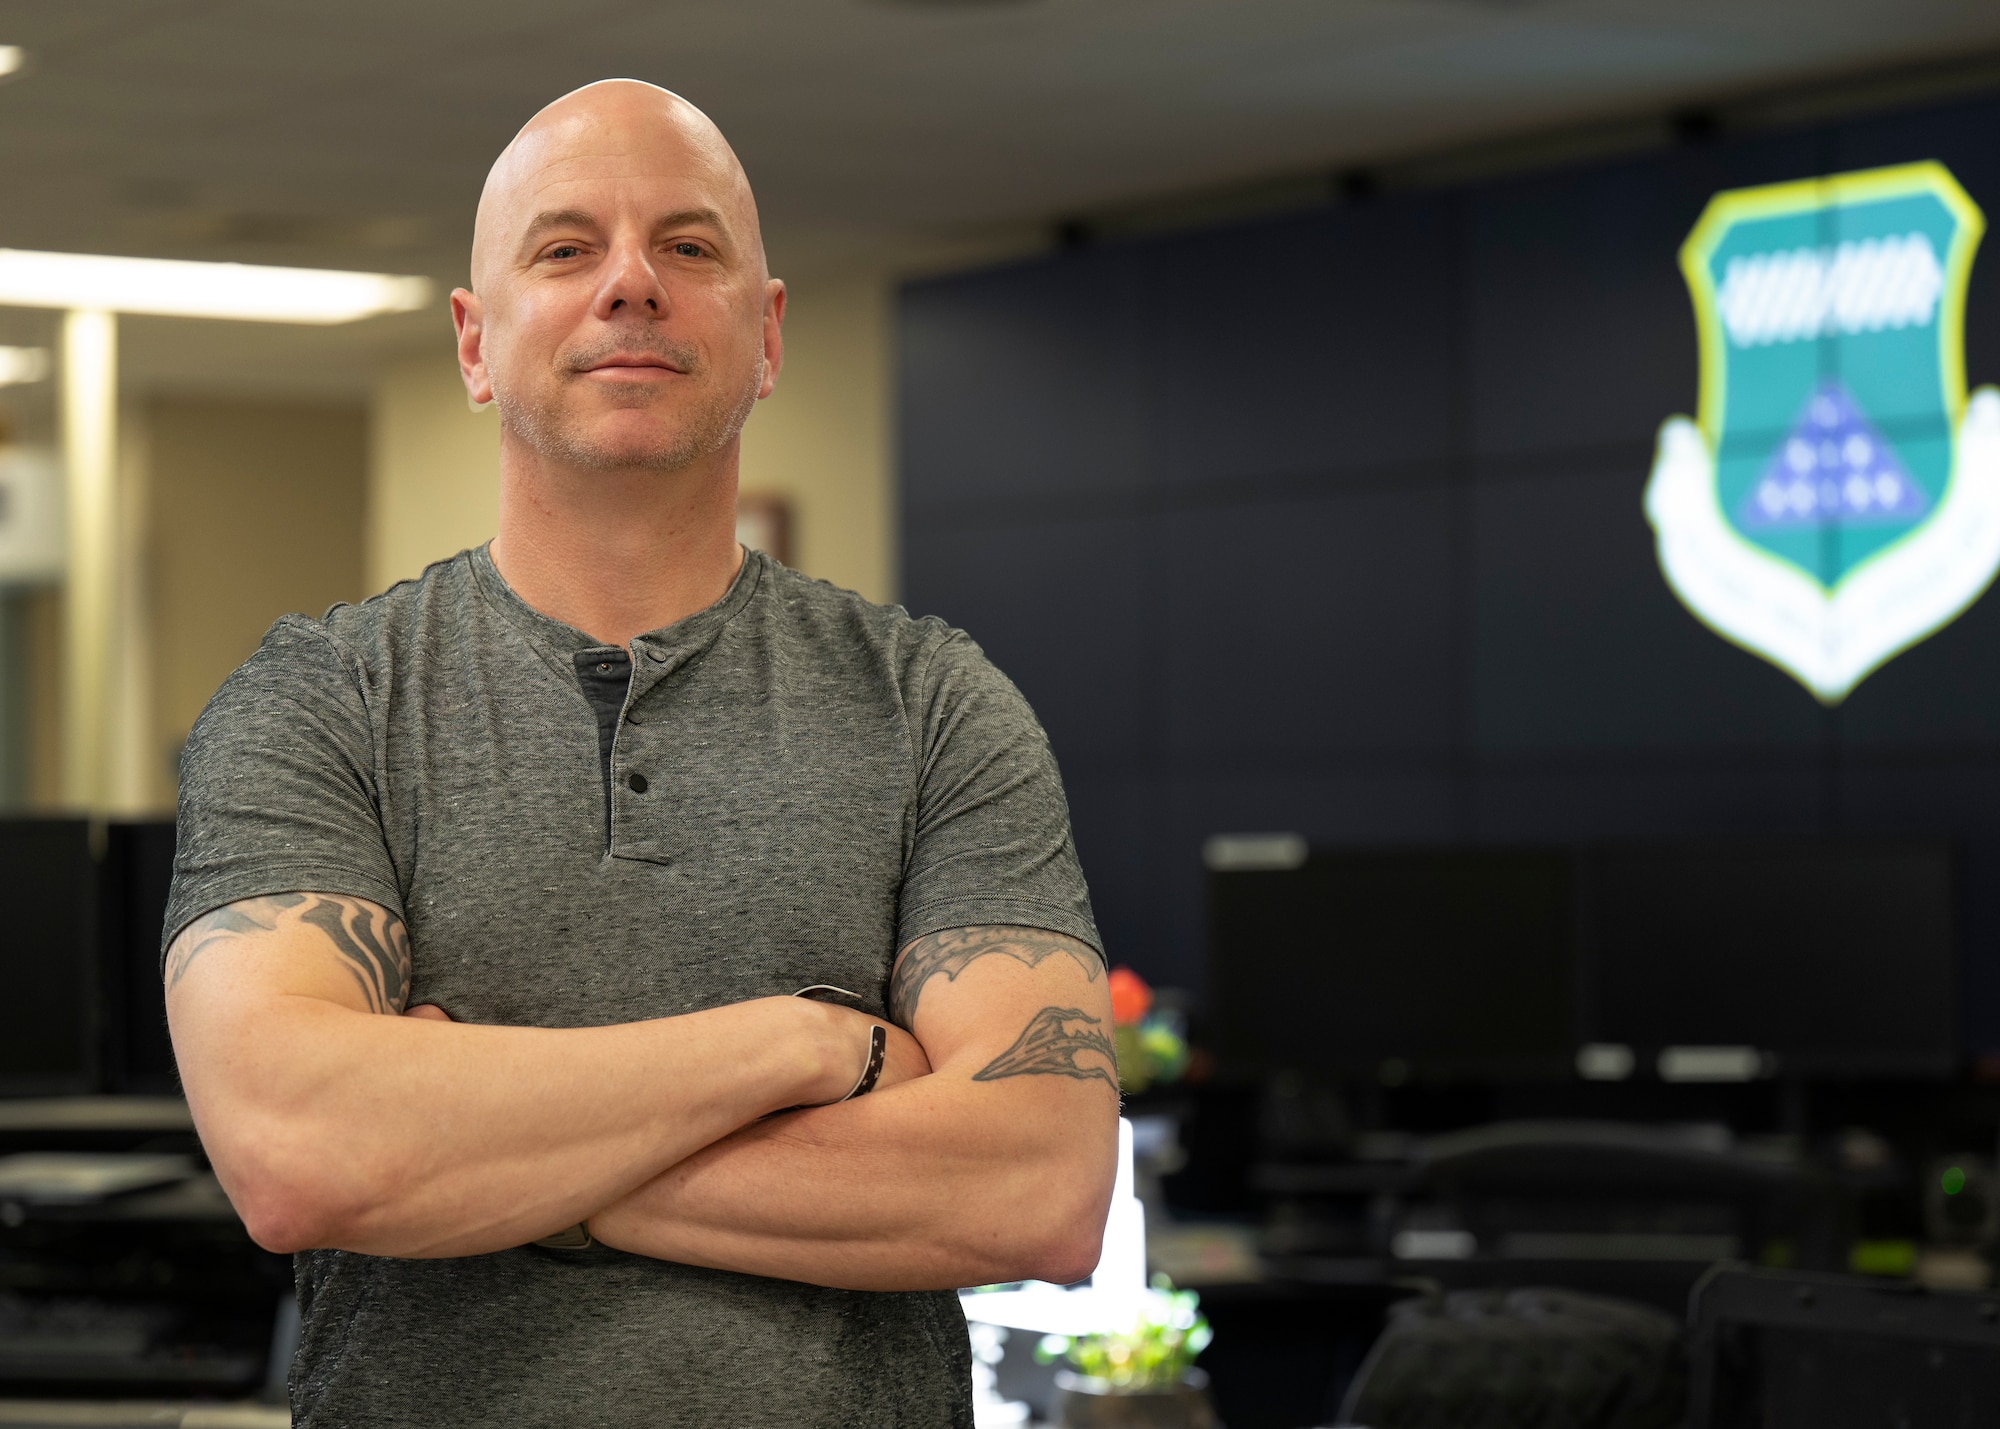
[1645,161,2000,703]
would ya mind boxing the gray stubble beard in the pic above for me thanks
[493,354,764,475]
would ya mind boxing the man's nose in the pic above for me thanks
[593,240,667,318]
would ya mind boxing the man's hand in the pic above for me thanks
[586,924,1119,1291]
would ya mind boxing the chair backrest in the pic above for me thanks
[1421,1122,1849,1271]
[1688,1264,2000,1428]
[1338,1286,1685,1429]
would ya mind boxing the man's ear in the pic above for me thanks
[451,288,494,409]
[757,279,786,400]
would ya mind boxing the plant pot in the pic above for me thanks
[1053,1368,1218,1429]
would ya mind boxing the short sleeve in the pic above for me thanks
[162,615,404,956]
[897,632,1103,961]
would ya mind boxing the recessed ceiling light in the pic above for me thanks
[0,249,431,323]
[0,47,24,79]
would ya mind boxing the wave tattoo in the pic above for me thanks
[167,893,411,1015]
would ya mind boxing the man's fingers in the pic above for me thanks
[404,1003,453,1022]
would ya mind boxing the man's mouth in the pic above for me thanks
[581,354,687,374]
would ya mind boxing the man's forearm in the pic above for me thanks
[587,1072,1118,1292]
[179,993,870,1260]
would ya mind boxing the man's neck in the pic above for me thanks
[488,435,747,649]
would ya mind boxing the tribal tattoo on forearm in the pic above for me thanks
[973,1007,1118,1090]
[164,893,412,1014]
[889,926,1102,1029]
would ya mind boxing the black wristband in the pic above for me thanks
[788,986,889,1108]
[843,1024,887,1101]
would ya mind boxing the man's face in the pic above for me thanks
[455,101,782,473]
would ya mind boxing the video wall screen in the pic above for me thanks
[1207,839,1958,1083]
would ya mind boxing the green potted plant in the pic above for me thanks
[1035,1276,1217,1428]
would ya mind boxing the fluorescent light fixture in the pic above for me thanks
[0,345,48,385]
[0,249,432,323]
[0,47,22,79]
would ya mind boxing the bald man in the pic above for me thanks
[162,81,1117,1427]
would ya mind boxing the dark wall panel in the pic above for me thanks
[1161,487,1456,760]
[1062,771,1171,985]
[902,511,1157,766]
[1837,587,2000,749]
[1465,132,1822,458]
[899,85,2000,1048]
[1145,199,1457,489]
[1470,464,1823,753]
[900,248,1148,510]
[1829,93,2000,394]
[1468,765,1828,843]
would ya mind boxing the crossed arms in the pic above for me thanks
[163,896,1119,1291]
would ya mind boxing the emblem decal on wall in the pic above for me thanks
[1645,161,1999,703]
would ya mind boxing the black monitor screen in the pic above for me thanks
[1583,840,1956,1077]
[0,819,97,1094]
[100,821,180,1093]
[1207,847,1575,1080]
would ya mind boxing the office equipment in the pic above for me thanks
[1582,839,1957,1078]
[97,821,179,1094]
[0,1152,192,1204]
[1688,1266,2000,1427]
[1419,1121,1845,1274]
[1207,846,1575,1081]
[1338,1286,1685,1429]
[0,1101,289,1403]
[0,819,97,1095]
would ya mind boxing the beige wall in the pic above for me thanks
[20,586,62,810]
[362,266,897,604]
[367,356,501,594]
[741,269,896,603]
[150,398,368,802]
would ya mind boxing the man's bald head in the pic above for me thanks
[470,80,764,294]
[450,78,784,479]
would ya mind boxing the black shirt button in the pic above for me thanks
[628,773,649,794]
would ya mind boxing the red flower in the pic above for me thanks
[1108,965,1153,1026]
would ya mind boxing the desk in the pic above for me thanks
[0,1099,285,1404]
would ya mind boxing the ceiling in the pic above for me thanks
[1,0,1998,400]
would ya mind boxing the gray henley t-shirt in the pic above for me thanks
[164,544,1102,1428]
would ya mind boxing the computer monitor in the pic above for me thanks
[99,820,180,1093]
[0,818,98,1094]
[1206,845,1576,1081]
[1581,839,1957,1078]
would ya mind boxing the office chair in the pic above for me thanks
[1688,1264,2000,1428]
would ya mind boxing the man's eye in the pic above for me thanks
[670,242,705,258]
[546,244,584,260]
